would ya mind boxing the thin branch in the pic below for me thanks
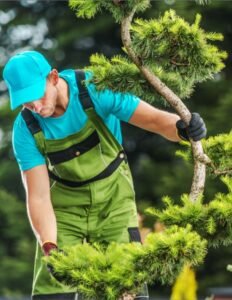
[170,59,190,66]
[213,169,232,176]
[199,155,232,176]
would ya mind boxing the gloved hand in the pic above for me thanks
[42,241,58,256]
[176,112,207,141]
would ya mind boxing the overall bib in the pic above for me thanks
[22,71,149,300]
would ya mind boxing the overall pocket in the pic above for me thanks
[50,131,108,181]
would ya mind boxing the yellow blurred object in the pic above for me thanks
[171,265,198,300]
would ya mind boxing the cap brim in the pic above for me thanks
[10,78,47,110]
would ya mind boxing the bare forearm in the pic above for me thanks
[129,101,181,142]
[26,195,57,246]
[148,110,181,142]
[22,166,57,246]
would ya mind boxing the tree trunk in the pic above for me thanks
[121,8,208,201]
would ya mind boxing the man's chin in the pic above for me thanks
[39,112,53,118]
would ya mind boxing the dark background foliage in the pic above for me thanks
[0,0,231,298]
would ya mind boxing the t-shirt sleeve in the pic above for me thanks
[12,114,46,171]
[85,72,140,122]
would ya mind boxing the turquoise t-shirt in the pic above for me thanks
[12,69,140,171]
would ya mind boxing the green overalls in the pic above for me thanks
[22,71,149,300]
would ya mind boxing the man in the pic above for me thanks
[3,51,206,300]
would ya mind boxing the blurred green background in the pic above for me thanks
[0,0,231,298]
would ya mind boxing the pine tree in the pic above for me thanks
[45,1,231,299]
[69,0,226,201]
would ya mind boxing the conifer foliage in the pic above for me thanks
[46,226,206,299]
[147,177,232,248]
[177,131,232,176]
[69,0,150,23]
[147,132,232,248]
[83,10,226,104]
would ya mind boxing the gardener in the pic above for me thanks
[3,51,206,300]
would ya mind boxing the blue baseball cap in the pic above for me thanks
[3,51,52,110]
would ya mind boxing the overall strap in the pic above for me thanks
[21,108,42,135]
[21,108,45,154]
[75,70,93,110]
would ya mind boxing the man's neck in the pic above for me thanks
[53,78,69,117]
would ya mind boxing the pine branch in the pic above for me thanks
[69,0,150,23]
[45,225,207,299]
[130,12,226,78]
[84,11,226,106]
[213,169,232,176]
[85,54,196,104]
[176,132,232,177]
[147,177,232,248]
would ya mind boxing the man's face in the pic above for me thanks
[23,77,58,118]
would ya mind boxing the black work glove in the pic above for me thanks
[176,112,207,141]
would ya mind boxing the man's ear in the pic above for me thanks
[48,69,59,85]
